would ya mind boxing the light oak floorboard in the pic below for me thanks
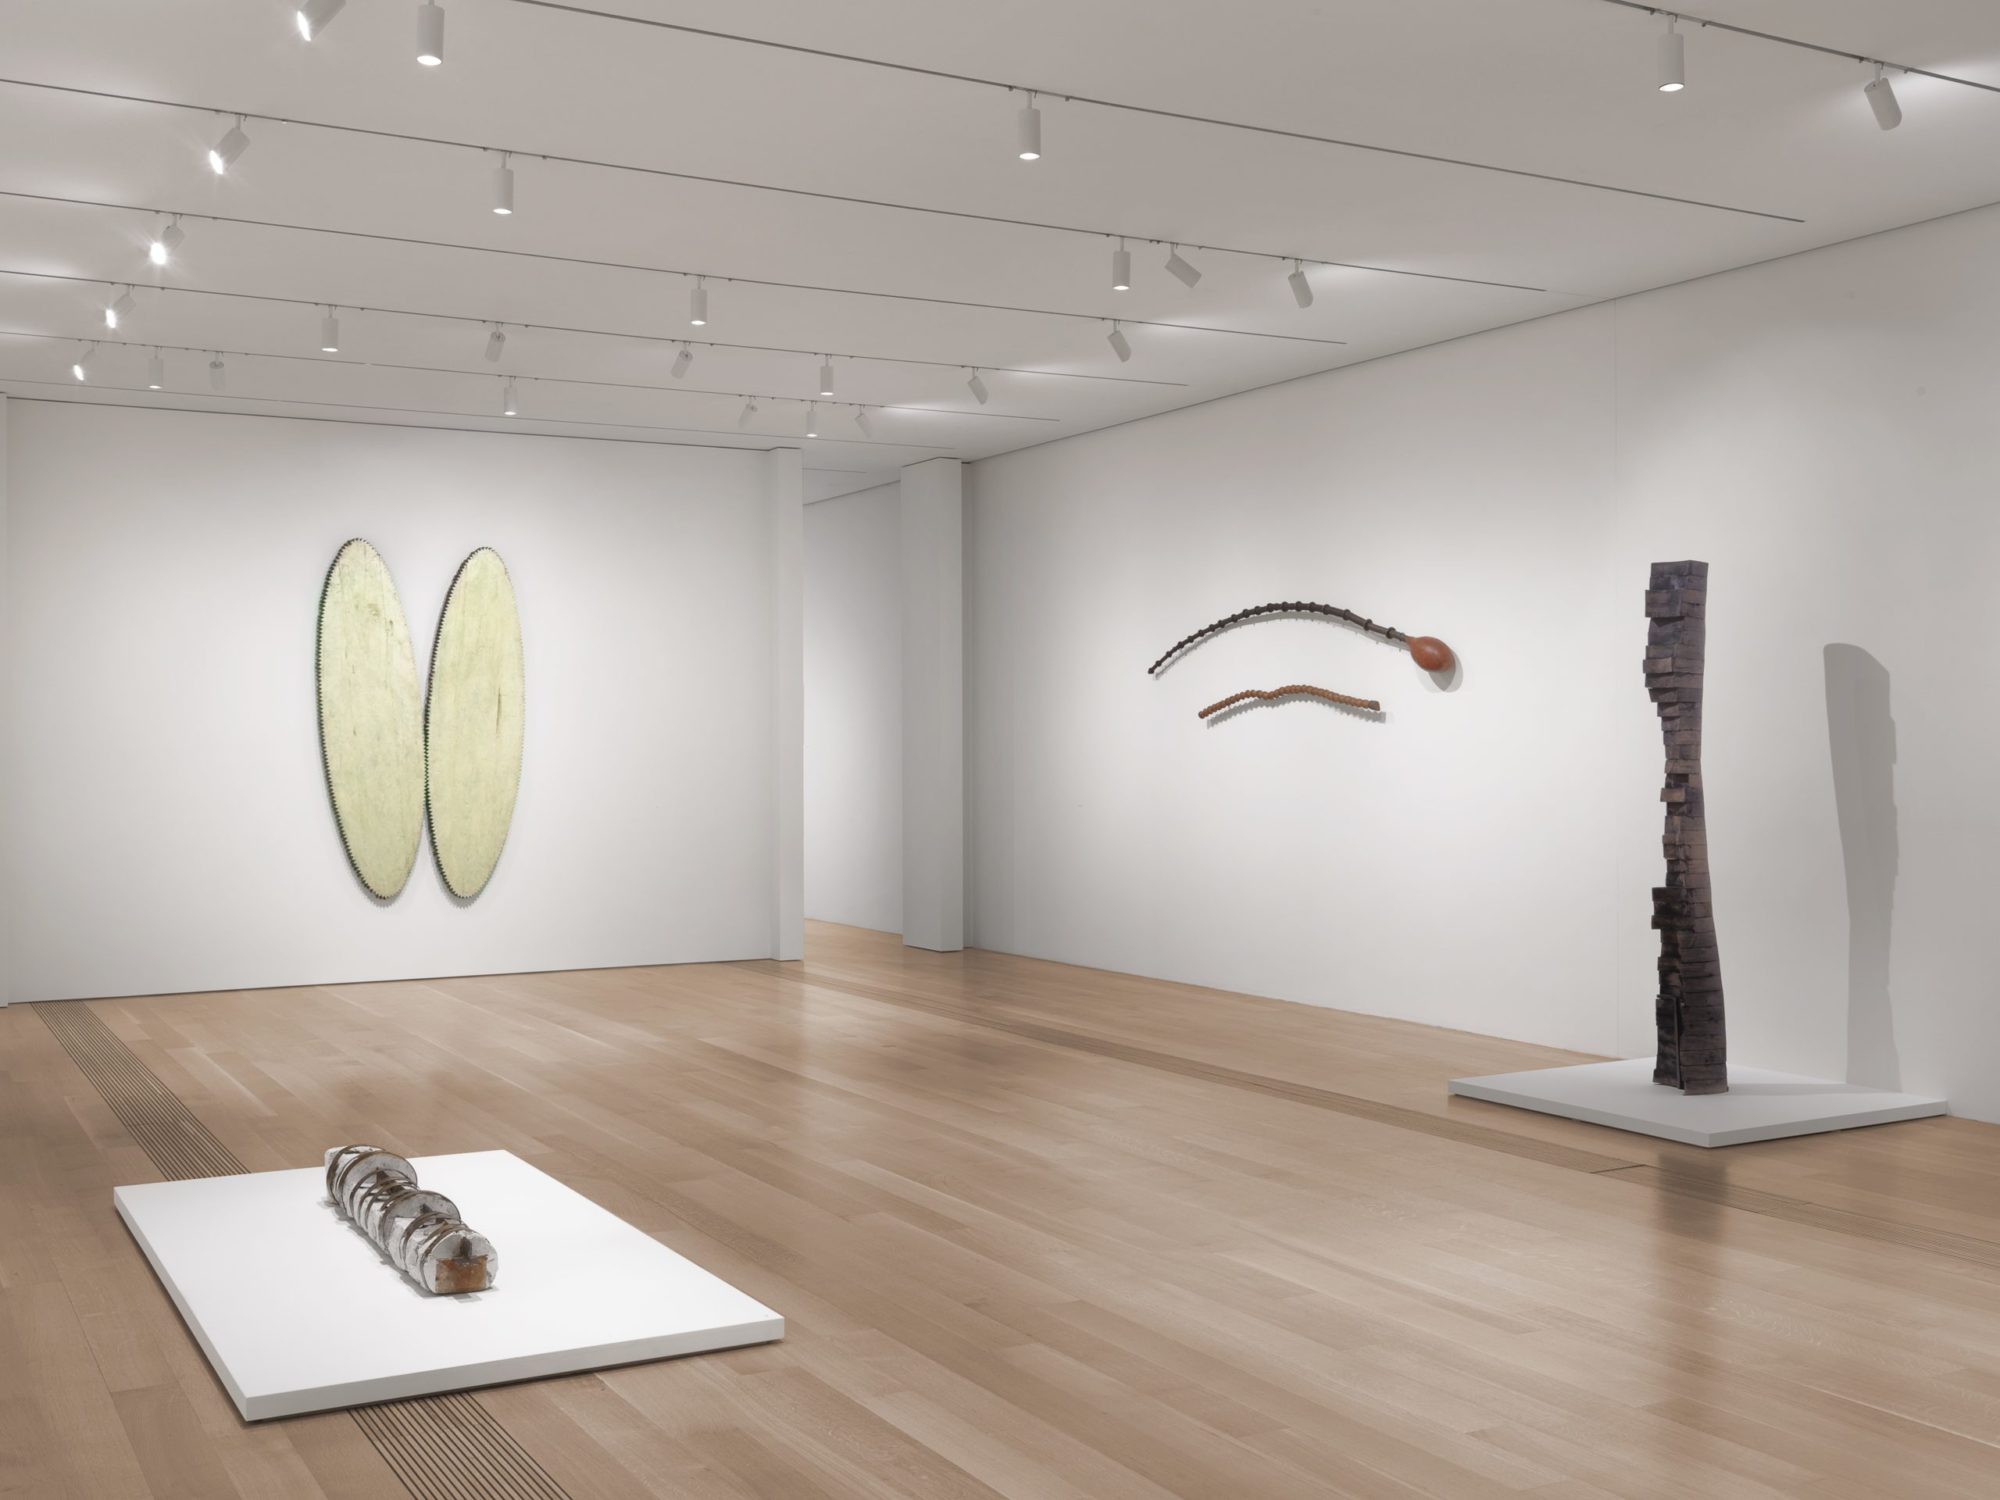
[3,921,1997,1497]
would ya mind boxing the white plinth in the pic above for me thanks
[1448,1057,1947,1147]
[115,1150,782,1420]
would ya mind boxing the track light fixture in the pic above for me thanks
[738,398,758,428]
[417,3,445,66]
[148,217,185,267]
[854,407,873,438]
[1164,245,1202,289]
[146,349,164,390]
[966,368,990,405]
[105,287,135,330]
[819,358,835,397]
[1288,260,1314,308]
[1111,239,1132,292]
[1657,16,1685,92]
[671,343,694,378]
[208,117,250,175]
[492,154,515,215]
[502,379,519,416]
[320,309,341,352]
[484,324,506,362]
[72,345,92,382]
[1865,62,1902,130]
[689,277,708,326]
[1016,91,1042,161]
[1106,321,1131,362]
[805,403,819,438]
[296,0,347,42]
[209,353,226,391]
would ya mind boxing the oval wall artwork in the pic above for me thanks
[317,539,426,900]
[426,548,525,899]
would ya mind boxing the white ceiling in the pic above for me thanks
[1,0,1997,499]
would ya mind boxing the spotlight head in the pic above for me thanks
[320,311,341,353]
[855,407,873,438]
[72,349,90,382]
[148,219,185,267]
[492,161,515,215]
[1288,262,1314,308]
[671,344,693,379]
[1111,242,1131,292]
[805,404,819,438]
[297,0,347,42]
[1865,68,1902,130]
[209,121,250,175]
[1657,23,1685,92]
[1106,322,1132,362]
[417,2,445,65]
[484,326,506,362]
[1016,97,1042,160]
[689,279,708,326]
[209,355,226,391]
[502,380,519,417]
[737,399,758,429]
[818,359,835,397]
[146,350,164,390]
[105,289,135,329]
[1164,246,1202,289]
[967,369,990,405]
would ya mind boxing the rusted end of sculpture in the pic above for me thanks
[1645,562,1727,1095]
[1404,635,1454,673]
[324,1144,499,1294]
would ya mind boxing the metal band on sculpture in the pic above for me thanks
[324,1144,498,1294]
[1198,685,1383,718]
[1148,601,1453,675]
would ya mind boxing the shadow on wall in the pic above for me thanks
[1824,644,1900,1090]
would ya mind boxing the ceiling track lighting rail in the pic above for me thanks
[502,0,1801,223]
[5,367,955,451]
[0,76,1576,295]
[1595,1,2000,98]
[0,323,1058,422]
[0,188,1299,361]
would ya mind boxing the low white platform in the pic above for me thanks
[1448,1057,1947,1147]
[115,1149,782,1420]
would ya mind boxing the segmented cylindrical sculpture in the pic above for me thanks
[324,1144,498,1294]
[1644,562,1727,1094]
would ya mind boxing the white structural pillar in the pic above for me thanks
[766,445,805,960]
[899,458,964,951]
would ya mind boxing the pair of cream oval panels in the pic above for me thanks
[317,539,524,901]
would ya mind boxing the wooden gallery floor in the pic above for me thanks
[7,926,2000,1499]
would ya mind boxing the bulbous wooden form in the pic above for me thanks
[1405,636,1454,672]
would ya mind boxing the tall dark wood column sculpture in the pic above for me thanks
[1645,561,1727,1094]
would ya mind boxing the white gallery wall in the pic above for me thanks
[803,483,903,933]
[2,402,802,1002]
[967,202,2000,1123]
